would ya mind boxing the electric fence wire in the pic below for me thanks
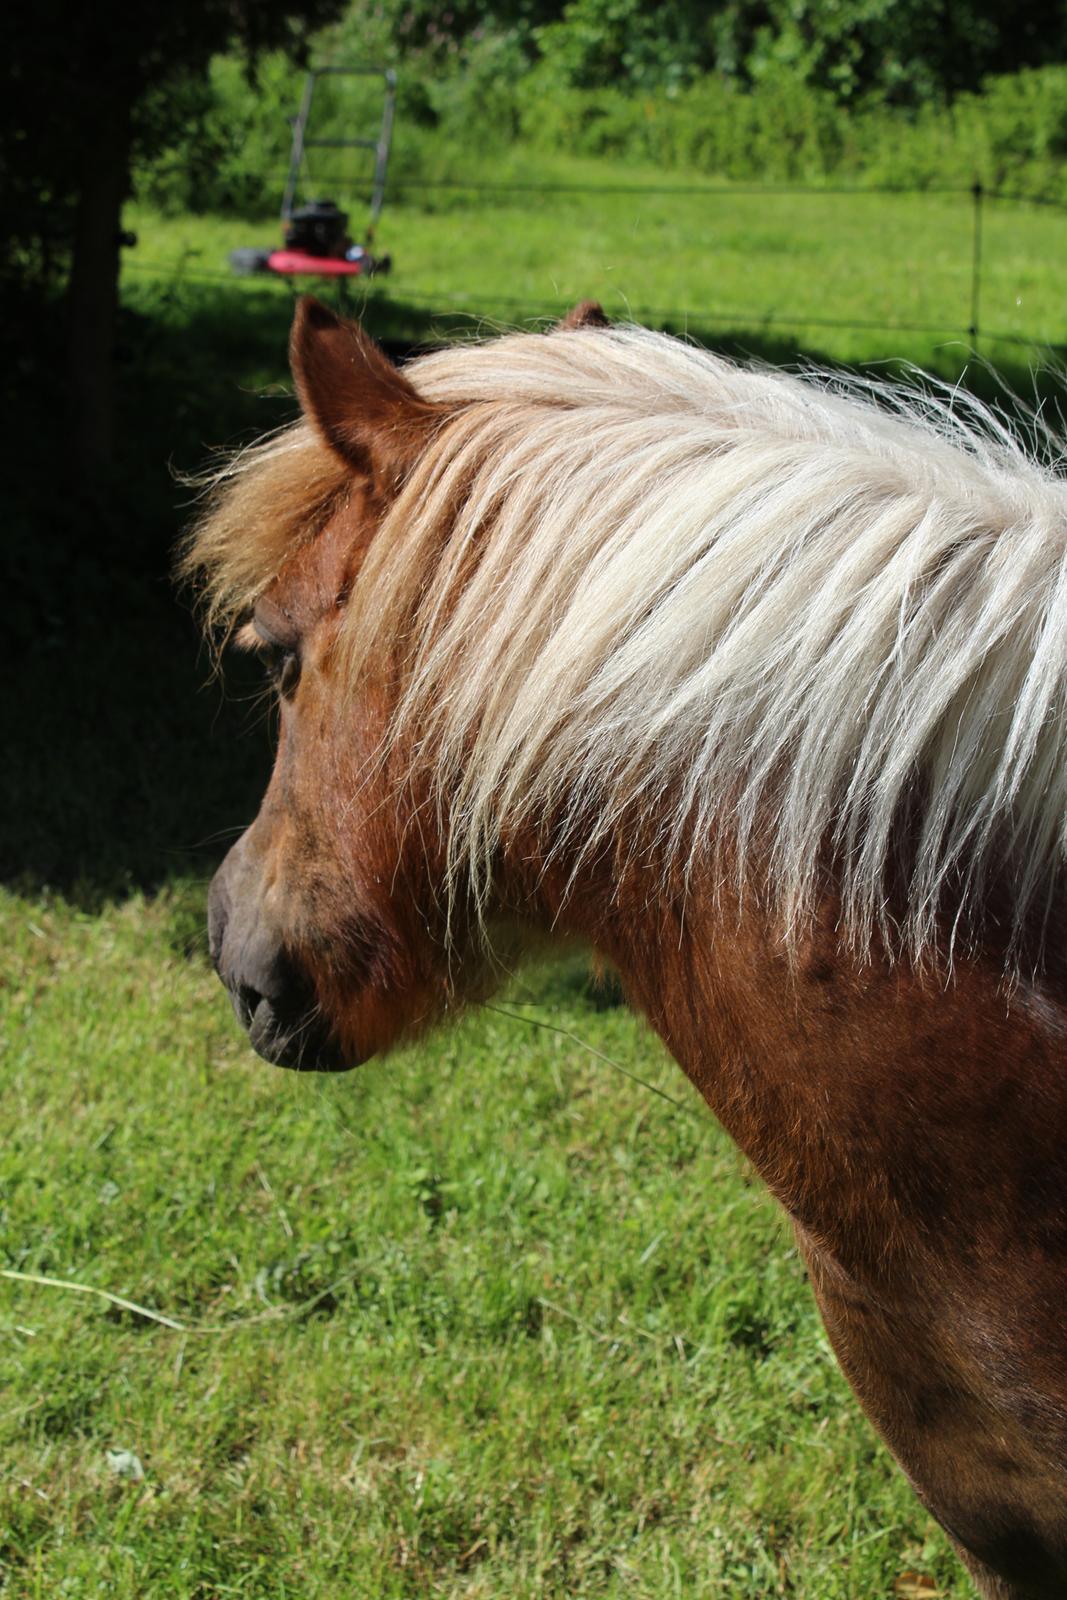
[119,258,1065,352]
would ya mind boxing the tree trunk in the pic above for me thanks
[66,94,132,479]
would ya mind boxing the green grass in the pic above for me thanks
[124,146,1067,373]
[0,889,966,1598]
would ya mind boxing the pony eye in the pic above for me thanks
[246,601,301,697]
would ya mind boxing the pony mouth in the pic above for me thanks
[234,992,357,1073]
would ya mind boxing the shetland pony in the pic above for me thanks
[188,297,1067,1599]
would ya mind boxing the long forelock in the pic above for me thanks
[179,421,349,636]
[336,324,1067,967]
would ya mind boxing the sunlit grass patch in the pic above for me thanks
[124,151,1067,375]
[1,886,968,1596]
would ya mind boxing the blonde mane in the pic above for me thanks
[193,325,1067,963]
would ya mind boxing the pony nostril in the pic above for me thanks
[217,924,317,1053]
[212,926,348,1072]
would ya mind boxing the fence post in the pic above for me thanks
[969,180,984,343]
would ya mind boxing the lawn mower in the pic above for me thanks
[230,65,395,282]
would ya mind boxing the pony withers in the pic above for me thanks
[186,297,1067,1599]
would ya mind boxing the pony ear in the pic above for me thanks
[556,300,610,331]
[289,297,443,491]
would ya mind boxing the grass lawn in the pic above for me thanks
[122,148,1067,375]
[0,894,964,1598]
[9,143,1061,1597]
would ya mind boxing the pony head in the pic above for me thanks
[187,292,1067,1071]
[191,300,485,1070]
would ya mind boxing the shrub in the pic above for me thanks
[135,51,1067,215]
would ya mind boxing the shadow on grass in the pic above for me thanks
[3,278,1063,904]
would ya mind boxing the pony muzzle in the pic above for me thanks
[207,858,354,1073]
